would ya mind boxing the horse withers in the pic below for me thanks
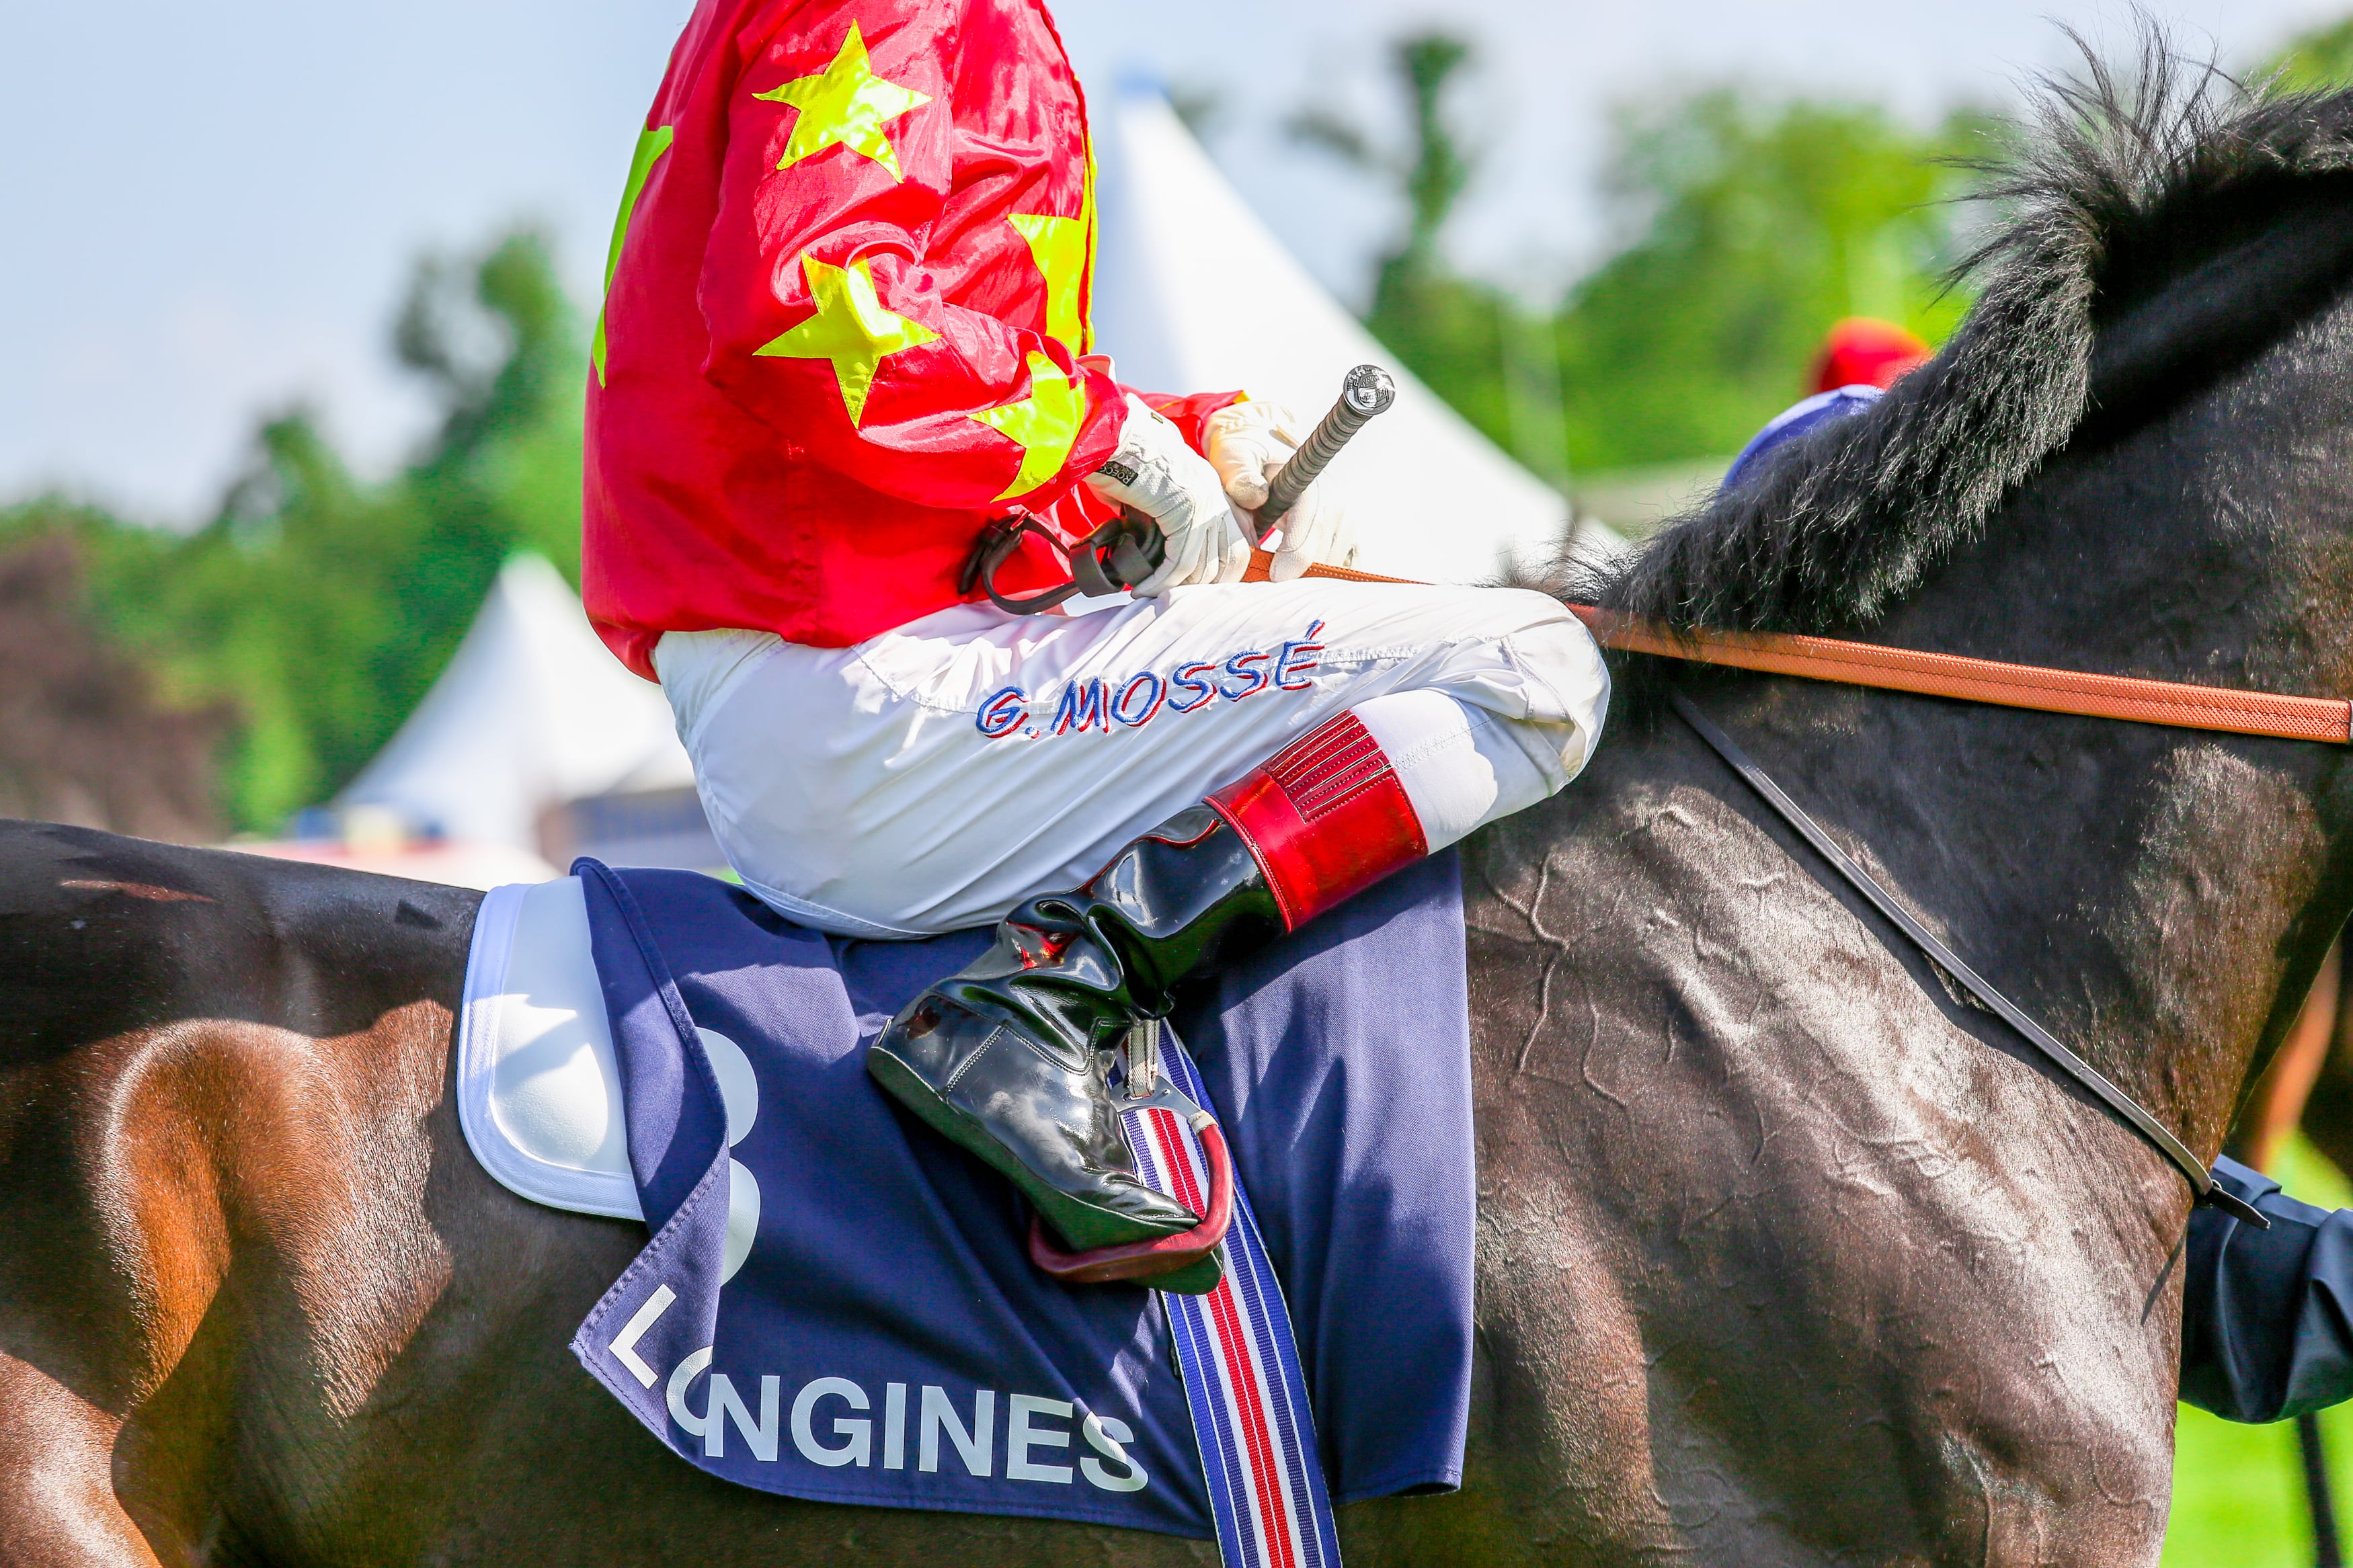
[20,52,2353,1567]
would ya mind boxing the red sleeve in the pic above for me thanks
[1138,389,1247,454]
[699,2,1125,511]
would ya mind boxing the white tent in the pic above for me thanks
[1091,88,1593,584]
[337,552,693,851]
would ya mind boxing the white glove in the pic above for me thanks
[1082,394,1254,595]
[1203,399,1360,583]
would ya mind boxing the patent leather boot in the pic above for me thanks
[867,806,1284,1252]
[871,707,1438,1254]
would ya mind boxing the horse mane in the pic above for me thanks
[1583,36,2353,634]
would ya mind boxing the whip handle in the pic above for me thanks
[1254,364,1396,540]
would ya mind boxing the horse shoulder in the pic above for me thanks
[1453,727,2178,1563]
[0,821,478,1557]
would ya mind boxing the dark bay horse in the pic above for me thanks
[19,59,2353,1567]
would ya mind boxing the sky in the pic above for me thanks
[2,0,2346,521]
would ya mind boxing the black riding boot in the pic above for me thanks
[867,805,1283,1251]
[870,707,1436,1253]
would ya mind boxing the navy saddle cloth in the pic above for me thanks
[569,854,1474,1540]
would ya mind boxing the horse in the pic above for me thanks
[15,52,2353,1567]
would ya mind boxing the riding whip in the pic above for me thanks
[1252,363,1397,542]
[964,364,1400,612]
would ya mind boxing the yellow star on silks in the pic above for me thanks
[969,352,1089,501]
[756,253,939,425]
[1008,214,1087,353]
[753,23,931,182]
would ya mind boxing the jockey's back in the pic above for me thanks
[585,0,1123,677]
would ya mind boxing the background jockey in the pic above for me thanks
[584,0,1609,1260]
[1720,315,1931,491]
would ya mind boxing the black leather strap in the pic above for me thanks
[961,513,1083,614]
[1671,690,2266,1229]
[960,510,1168,616]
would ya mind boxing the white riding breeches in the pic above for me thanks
[655,579,1610,938]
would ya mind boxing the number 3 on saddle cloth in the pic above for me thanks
[453,854,1477,1561]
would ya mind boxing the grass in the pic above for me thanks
[2165,1135,2352,1567]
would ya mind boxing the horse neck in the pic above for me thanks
[1714,307,2353,1158]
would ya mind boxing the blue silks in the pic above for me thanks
[565,853,1474,1538]
[1721,384,1883,491]
[2183,1155,2353,1423]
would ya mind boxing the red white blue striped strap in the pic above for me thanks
[1127,1040,1342,1568]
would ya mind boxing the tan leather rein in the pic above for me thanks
[1242,549,2353,744]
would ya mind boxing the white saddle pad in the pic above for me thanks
[457,879,763,1276]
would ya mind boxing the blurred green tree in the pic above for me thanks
[1289,34,1982,479]
[2270,16,2353,90]
[1555,92,1985,471]
[1290,32,1531,473]
[0,226,586,833]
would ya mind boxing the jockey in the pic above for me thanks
[1806,315,1931,396]
[1722,316,1931,490]
[584,0,1608,1259]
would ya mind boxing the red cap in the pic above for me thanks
[1810,317,1931,395]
